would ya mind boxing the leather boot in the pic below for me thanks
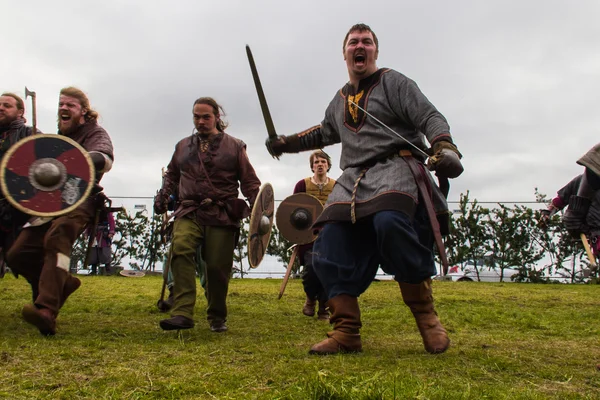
[302,296,316,317]
[60,276,81,308]
[399,278,450,354]
[317,300,329,321]
[309,294,362,354]
[159,315,194,331]
[22,304,56,336]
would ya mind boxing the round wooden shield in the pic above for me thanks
[248,183,275,269]
[120,270,146,278]
[0,134,94,217]
[275,193,323,245]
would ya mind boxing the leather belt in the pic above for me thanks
[400,150,449,276]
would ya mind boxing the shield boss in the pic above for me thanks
[275,193,323,245]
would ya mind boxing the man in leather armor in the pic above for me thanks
[154,97,261,333]
[9,87,114,336]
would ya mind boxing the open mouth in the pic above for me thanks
[354,54,366,65]
[59,114,70,122]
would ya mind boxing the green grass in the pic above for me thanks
[1,276,599,399]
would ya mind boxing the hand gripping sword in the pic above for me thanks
[246,45,279,159]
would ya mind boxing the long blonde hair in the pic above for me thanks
[60,87,99,122]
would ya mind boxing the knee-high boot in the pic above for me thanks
[309,294,362,354]
[399,278,450,354]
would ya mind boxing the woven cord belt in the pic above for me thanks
[350,168,369,224]
[400,150,449,276]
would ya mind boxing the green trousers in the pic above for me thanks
[170,217,236,323]
[164,245,206,293]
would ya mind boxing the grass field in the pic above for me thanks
[1,275,599,399]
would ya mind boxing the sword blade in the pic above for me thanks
[349,100,429,159]
[246,45,278,140]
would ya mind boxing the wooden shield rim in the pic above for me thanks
[120,269,146,277]
[248,182,274,269]
[275,192,323,245]
[0,134,95,217]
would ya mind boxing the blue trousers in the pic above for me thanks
[313,209,436,299]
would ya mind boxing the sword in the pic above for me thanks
[349,100,430,159]
[246,45,280,159]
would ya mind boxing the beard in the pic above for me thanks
[0,114,17,129]
[58,117,83,135]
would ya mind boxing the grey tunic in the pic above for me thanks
[310,68,454,227]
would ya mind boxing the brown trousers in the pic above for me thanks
[7,208,92,314]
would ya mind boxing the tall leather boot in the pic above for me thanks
[399,278,450,354]
[309,294,362,355]
[60,275,81,308]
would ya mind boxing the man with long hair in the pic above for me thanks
[154,97,261,333]
[8,87,114,335]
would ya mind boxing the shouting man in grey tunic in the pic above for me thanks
[266,23,463,355]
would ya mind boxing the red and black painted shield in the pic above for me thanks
[275,193,323,245]
[248,183,275,269]
[0,134,94,217]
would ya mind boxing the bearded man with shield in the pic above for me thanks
[3,87,114,336]
[0,92,36,273]
[261,24,463,355]
[154,97,262,333]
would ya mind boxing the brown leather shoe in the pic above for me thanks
[209,321,228,333]
[22,304,56,336]
[302,296,316,316]
[309,332,362,355]
[159,315,194,331]
[317,300,329,320]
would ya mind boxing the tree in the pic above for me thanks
[69,235,87,272]
[266,225,299,273]
[445,191,492,280]
[487,204,544,281]
[112,210,154,270]
[140,213,168,271]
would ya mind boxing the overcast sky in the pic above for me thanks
[4,0,600,210]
